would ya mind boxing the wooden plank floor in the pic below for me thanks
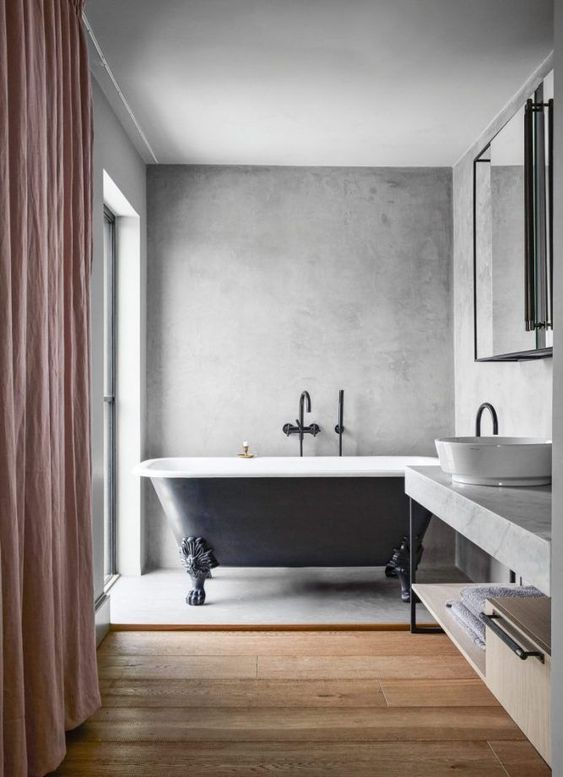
[50,630,551,776]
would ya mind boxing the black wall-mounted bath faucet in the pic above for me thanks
[475,402,499,437]
[299,390,311,426]
[282,390,320,456]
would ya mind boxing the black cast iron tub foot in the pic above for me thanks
[385,535,425,603]
[179,536,219,606]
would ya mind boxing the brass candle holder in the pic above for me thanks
[238,441,255,458]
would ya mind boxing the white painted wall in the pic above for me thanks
[91,79,148,608]
[85,0,553,167]
[550,4,563,772]
[103,172,145,577]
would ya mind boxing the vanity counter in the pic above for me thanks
[405,466,551,595]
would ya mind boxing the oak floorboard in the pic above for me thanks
[50,741,510,777]
[100,678,387,708]
[84,705,523,742]
[97,654,257,680]
[381,678,498,707]
[488,740,551,776]
[49,630,537,777]
[100,630,458,657]
[257,654,477,680]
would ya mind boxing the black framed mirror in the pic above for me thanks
[473,72,553,361]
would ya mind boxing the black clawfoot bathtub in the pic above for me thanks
[137,456,437,605]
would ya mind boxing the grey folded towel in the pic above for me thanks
[449,601,485,649]
[446,584,544,651]
[461,584,543,621]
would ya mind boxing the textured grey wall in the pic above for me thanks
[453,61,553,581]
[454,63,553,439]
[146,165,454,568]
[475,164,535,358]
[491,166,532,356]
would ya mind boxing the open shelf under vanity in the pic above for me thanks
[412,582,486,679]
[406,465,552,767]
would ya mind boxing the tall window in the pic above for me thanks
[103,207,117,582]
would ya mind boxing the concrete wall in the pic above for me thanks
[550,4,562,772]
[452,60,553,581]
[491,166,532,356]
[475,164,535,359]
[91,79,147,600]
[146,165,454,568]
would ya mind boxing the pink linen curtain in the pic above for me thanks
[0,1,100,775]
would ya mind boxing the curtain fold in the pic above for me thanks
[0,1,100,775]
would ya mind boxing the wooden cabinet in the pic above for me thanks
[484,597,551,765]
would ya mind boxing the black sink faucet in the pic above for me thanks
[475,402,499,437]
[282,390,321,456]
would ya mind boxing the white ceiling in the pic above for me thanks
[85,0,553,166]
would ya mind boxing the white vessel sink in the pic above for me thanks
[435,437,552,486]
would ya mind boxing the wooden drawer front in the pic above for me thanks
[486,618,551,765]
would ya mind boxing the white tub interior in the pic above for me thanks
[136,455,439,479]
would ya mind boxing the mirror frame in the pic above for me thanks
[473,88,553,363]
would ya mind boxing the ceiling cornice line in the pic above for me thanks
[82,11,159,164]
[452,50,553,169]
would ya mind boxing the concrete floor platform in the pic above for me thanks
[108,567,454,625]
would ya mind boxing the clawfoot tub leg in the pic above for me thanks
[387,536,423,603]
[385,504,433,602]
[179,536,219,606]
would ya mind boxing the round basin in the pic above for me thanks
[435,437,552,487]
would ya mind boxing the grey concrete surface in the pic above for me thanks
[146,165,454,568]
[475,163,535,358]
[109,567,456,625]
[452,61,553,583]
[453,64,553,440]
[491,166,533,355]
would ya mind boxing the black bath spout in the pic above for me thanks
[282,390,320,456]
[475,402,499,437]
[299,391,312,457]
[299,390,311,428]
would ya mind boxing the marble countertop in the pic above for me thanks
[405,466,551,595]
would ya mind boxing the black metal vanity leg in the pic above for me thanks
[409,499,443,635]
[179,536,219,606]
[409,498,417,631]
